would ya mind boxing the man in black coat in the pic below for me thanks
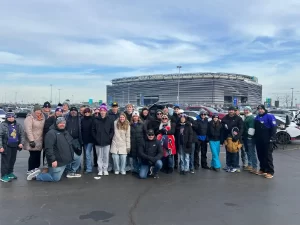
[108,102,120,122]
[138,129,163,179]
[27,117,81,182]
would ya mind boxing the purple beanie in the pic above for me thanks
[99,103,108,112]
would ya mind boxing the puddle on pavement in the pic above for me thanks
[79,211,114,222]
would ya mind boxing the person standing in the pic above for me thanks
[243,106,258,174]
[108,102,120,121]
[186,116,197,174]
[138,129,163,179]
[81,108,94,173]
[92,108,100,167]
[130,111,144,174]
[254,104,276,179]
[235,108,247,168]
[207,114,223,172]
[92,103,114,176]
[110,113,131,175]
[194,110,210,170]
[148,109,163,136]
[222,106,244,173]
[171,105,181,123]
[0,111,24,182]
[124,103,134,122]
[27,117,81,182]
[79,105,87,119]
[42,101,52,120]
[175,114,193,175]
[24,105,45,174]
[62,101,70,117]
[139,107,153,132]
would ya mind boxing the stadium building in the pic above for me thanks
[106,73,262,107]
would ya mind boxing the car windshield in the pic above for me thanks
[205,107,218,113]
[0,109,5,115]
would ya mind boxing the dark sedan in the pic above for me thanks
[15,109,31,118]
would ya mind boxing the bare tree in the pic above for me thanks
[283,94,291,108]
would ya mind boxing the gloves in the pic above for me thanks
[232,136,238,142]
[186,142,192,149]
[29,141,36,148]
[159,128,167,134]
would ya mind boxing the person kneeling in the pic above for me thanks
[27,117,81,182]
[138,129,163,179]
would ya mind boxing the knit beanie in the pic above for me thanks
[56,116,66,125]
[228,106,236,111]
[6,110,15,118]
[257,104,266,110]
[55,107,63,113]
[99,103,108,112]
[244,106,252,111]
[33,104,42,112]
[132,111,139,117]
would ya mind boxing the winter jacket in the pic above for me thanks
[171,113,180,124]
[138,138,163,165]
[66,114,82,145]
[24,113,45,151]
[207,120,223,143]
[124,111,133,122]
[224,137,242,153]
[108,110,120,122]
[43,116,57,138]
[158,121,176,135]
[130,122,145,157]
[44,125,74,167]
[140,113,154,131]
[187,117,198,143]
[221,114,244,141]
[92,116,114,147]
[243,113,255,139]
[194,116,209,136]
[175,122,193,154]
[148,118,161,136]
[110,120,131,154]
[81,116,94,144]
[254,112,277,142]
[0,121,24,151]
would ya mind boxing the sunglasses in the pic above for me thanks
[200,114,207,116]
[147,134,155,136]
[156,113,162,115]
[162,117,168,120]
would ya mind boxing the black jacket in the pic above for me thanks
[138,138,163,165]
[207,120,224,143]
[187,117,198,143]
[124,111,133,122]
[0,121,24,151]
[92,116,114,146]
[148,118,161,136]
[171,113,180,124]
[81,116,94,144]
[43,116,56,138]
[130,122,145,157]
[44,125,74,167]
[221,114,244,141]
[157,122,176,136]
[66,115,82,144]
[140,113,154,131]
[108,110,120,122]
[194,116,209,136]
[175,122,193,154]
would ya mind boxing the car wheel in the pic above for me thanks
[276,131,291,145]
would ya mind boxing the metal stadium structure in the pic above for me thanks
[106,73,262,107]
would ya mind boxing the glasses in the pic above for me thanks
[147,134,155,136]
[156,113,162,115]
[162,118,168,120]
[200,114,207,116]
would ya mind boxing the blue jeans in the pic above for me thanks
[139,160,163,179]
[209,141,221,169]
[112,154,127,173]
[84,143,93,172]
[132,156,140,173]
[66,153,81,173]
[179,145,190,172]
[36,153,81,182]
[189,143,195,170]
[243,138,258,169]
[240,145,247,165]
[227,151,239,169]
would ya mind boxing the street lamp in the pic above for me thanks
[177,66,182,105]
[58,89,61,103]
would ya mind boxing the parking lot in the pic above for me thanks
[0,118,300,225]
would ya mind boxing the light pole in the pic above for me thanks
[15,92,17,104]
[50,84,53,103]
[176,66,182,105]
[58,89,61,103]
[291,88,294,108]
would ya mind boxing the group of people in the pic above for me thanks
[0,100,276,183]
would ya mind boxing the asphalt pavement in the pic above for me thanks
[0,118,299,225]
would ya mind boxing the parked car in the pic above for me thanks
[275,115,300,144]
[186,106,227,119]
[268,109,293,121]
[0,109,6,122]
[15,109,31,118]
[149,102,174,117]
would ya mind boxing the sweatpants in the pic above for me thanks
[256,140,274,175]
[95,145,110,173]
[28,151,41,171]
[1,146,18,177]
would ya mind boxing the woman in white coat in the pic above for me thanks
[110,113,130,175]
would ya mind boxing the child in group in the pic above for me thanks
[110,113,131,175]
[0,111,24,182]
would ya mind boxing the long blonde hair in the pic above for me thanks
[117,112,129,130]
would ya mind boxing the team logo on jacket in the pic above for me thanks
[153,144,156,147]
[272,121,276,124]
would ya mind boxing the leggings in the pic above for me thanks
[28,151,41,171]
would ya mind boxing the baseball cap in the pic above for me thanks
[43,101,51,108]
[111,102,118,107]
[147,129,155,136]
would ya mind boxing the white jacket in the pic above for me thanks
[110,120,131,154]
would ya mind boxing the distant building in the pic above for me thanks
[106,73,262,107]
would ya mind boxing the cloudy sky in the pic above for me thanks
[1,0,300,104]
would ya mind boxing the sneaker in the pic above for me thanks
[103,171,109,176]
[7,173,17,179]
[223,166,229,171]
[121,171,126,175]
[250,169,258,174]
[265,173,274,179]
[98,171,103,176]
[212,168,220,172]
[190,169,195,174]
[230,168,237,173]
[202,165,210,170]
[66,173,82,178]
[153,173,159,179]
[149,166,154,176]
[257,171,267,176]
[0,175,12,182]
[235,169,241,173]
[26,168,39,175]
[226,168,231,172]
[244,166,253,171]
[114,171,119,175]
[27,169,41,180]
